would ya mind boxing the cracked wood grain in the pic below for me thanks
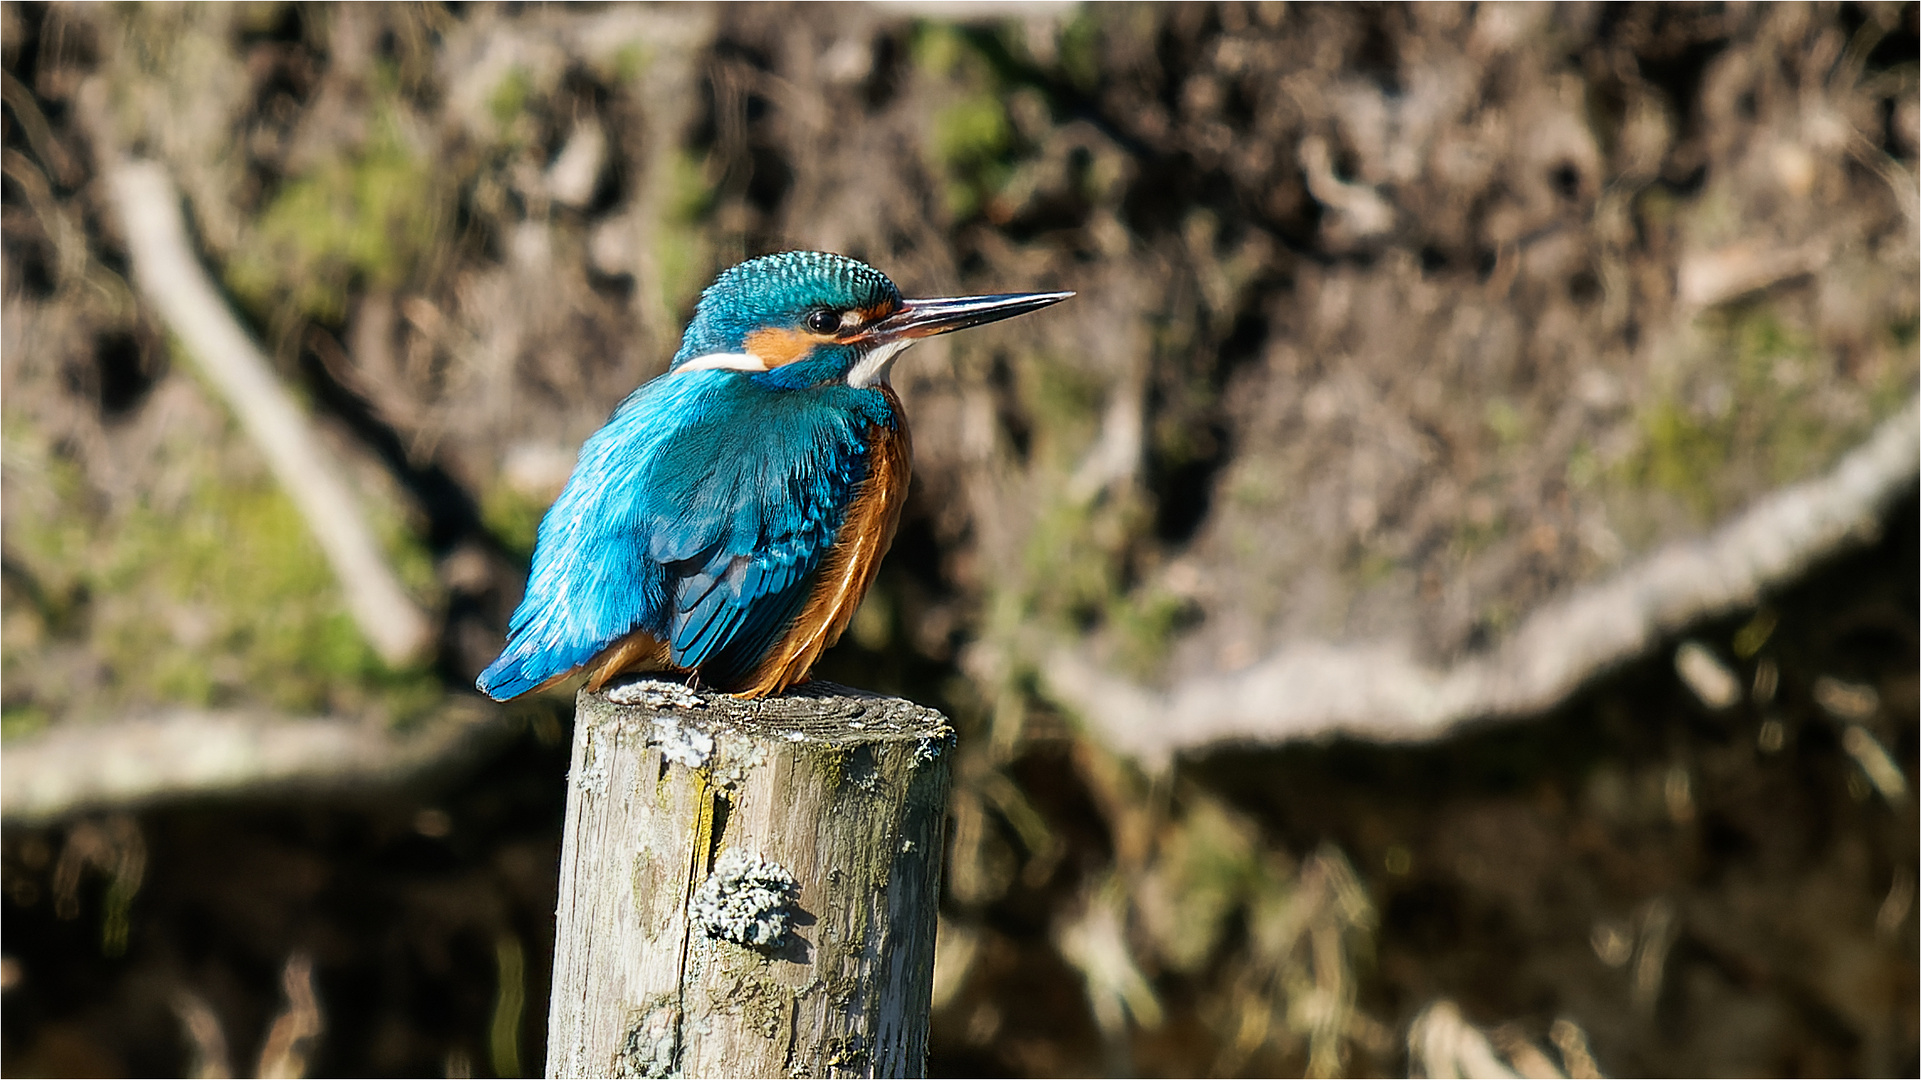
[547,682,953,1078]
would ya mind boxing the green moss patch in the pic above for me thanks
[2,402,439,731]
[226,107,445,323]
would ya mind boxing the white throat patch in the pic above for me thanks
[846,339,914,389]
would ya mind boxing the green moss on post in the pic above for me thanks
[547,682,954,1078]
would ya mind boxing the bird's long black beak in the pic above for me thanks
[866,290,1075,341]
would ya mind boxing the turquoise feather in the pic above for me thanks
[476,251,1069,699]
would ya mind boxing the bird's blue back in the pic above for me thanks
[476,366,897,699]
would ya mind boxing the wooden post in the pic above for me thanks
[545,680,954,1078]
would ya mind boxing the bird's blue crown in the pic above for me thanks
[672,251,903,367]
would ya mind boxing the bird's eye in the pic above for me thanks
[805,309,843,335]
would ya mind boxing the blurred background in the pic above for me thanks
[2,2,1916,1076]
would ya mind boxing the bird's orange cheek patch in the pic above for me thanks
[745,327,816,368]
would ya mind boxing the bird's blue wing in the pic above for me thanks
[476,370,879,699]
[665,540,811,681]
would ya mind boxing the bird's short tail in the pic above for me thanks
[477,640,594,701]
[477,629,669,701]
[476,651,550,701]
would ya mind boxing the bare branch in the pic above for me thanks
[1044,396,1920,762]
[0,703,503,823]
[103,160,434,667]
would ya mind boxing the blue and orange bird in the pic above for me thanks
[477,251,1072,701]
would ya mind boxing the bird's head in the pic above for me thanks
[671,251,1072,388]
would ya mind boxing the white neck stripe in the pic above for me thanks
[676,343,915,387]
[676,351,768,373]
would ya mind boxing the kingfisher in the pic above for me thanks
[477,251,1072,701]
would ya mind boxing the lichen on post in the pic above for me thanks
[545,680,955,1079]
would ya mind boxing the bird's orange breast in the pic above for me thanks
[735,390,913,698]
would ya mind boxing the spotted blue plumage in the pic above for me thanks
[673,251,900,367]
[476,250,1070,699]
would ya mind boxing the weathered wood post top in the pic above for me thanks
[547,679,955,1079]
